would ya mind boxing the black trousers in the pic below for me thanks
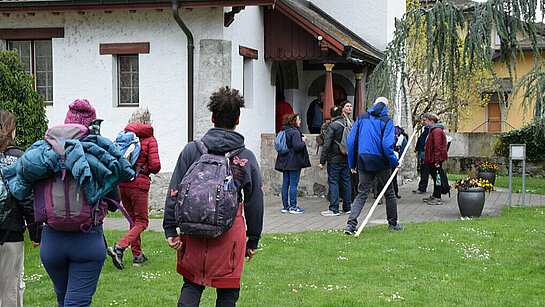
[427,163,442,199]
[417,161,431,192]
[178,277,240,307]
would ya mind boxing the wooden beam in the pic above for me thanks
[239,45,258,59]
[99,42,150,55]
[0,27,64,39]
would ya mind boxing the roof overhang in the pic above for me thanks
[0,0,274,14]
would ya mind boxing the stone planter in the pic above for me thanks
[457,187,485,217]
[477,170,496,186]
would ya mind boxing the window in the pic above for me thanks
[7,40,53,103]
[243,57,254,108]
[117,55,139,105]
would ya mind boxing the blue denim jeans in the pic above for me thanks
[281,169,301,209]
[40,226,106,307]
[347,168,398,228]
[327,163,352,213]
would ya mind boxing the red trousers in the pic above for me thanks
[118,187,149,256]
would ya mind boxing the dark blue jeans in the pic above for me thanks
[281,169,301,209]
[327,163,352,213]
[40,226,106,307]
[347,168,398,228]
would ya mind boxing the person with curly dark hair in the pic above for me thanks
[163,86,264,306]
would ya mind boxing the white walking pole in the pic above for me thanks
[354,128,419,238]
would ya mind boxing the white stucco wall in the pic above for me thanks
[223,6,276,157]
[0,9,230,172]
[309,0,406,51]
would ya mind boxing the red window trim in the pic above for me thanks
[0,27,64,39]
[100,42,150,55]
[239,45,258,59]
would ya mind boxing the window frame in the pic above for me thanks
[116,54,140,106]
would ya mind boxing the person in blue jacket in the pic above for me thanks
[344,97,404,234]
[275,113,311,214]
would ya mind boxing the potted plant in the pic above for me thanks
[474,161,499,186]
[453,178,493,217]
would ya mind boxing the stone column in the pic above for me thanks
[323,63,335,119]
[353,72,363,121]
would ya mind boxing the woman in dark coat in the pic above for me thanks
[275,113,311,214]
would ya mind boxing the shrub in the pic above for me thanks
[0,50,48,149]
[493,118,545,162]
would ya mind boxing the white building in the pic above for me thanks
[0,0,406,199]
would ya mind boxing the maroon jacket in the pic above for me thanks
[423,123,448,164]
[119,123,161,190]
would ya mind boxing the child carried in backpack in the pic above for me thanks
[163,86,264,306]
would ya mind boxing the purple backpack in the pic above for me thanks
[33,124,108,232]
[174,140,244,238]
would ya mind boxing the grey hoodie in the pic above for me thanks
[163,128,264,249]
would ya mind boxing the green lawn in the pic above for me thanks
[106,210,163,219]
[448,173,545,194]
[22,206,545,306]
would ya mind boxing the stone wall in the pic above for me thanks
[445,157,545,178]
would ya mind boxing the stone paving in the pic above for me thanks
[103,180,545,234]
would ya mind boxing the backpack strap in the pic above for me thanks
[194,139,208,154]
[102,197,135,227]
[225,146,246,159]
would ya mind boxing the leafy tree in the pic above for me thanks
[0,50,48,149]
[367,0,545,133]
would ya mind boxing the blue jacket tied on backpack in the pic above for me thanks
[347,102,399,171]
[2,135,136,204]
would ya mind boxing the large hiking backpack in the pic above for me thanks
[0,152,16,227]
[114,130,141,167]
[275,129,290,154]
[174,140,244,238]
[32,124,108,232]
[335,118,351,155]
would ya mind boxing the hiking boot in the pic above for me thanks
[321,210,340,217]
[388,224,404,231]
[107,244,125,270]
[289,206,305,214]
[344,225,356,235]
[423,196,434,203]
[133,254,149,267]
[412,189,426,194]
[427,197,442,205]
[396,195,401,200]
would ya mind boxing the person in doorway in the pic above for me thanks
[107,108,161,269]
[422,113,448,205]
[275,113,311,214]
[306,91,325,134]
[344,97,404,235]
[163,86,264,306]
[319,105,351,216]
[412,121,430,195]
[0,110,41,307]
[275,93,294,133]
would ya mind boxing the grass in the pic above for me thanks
[448,173,545,194]
[23,206,545,306]
[106,210,163,219]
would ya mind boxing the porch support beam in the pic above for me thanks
[323,63,335,120]
[353,72,363,120]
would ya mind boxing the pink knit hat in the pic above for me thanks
[64,99,96,126]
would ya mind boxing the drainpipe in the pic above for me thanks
[172,0,195,142]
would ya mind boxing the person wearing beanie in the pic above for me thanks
[107,108,161,269]
[64,99,97,126]
[37,99,125,306]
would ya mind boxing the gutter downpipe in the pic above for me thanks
[172,0,195,142]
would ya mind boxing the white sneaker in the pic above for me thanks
[321,210,340,217]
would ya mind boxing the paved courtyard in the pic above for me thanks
[103,180,545,234]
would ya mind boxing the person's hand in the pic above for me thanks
[245,249,258,262]
[435,163,440,168]
[350,168,357,174]
[302,136,307,142]
[31,242,40,248]
[397,161,404,168]
[319,164,324,170]
[167,236,183,251]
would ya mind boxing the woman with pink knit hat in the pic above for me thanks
[36,99,126,307]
